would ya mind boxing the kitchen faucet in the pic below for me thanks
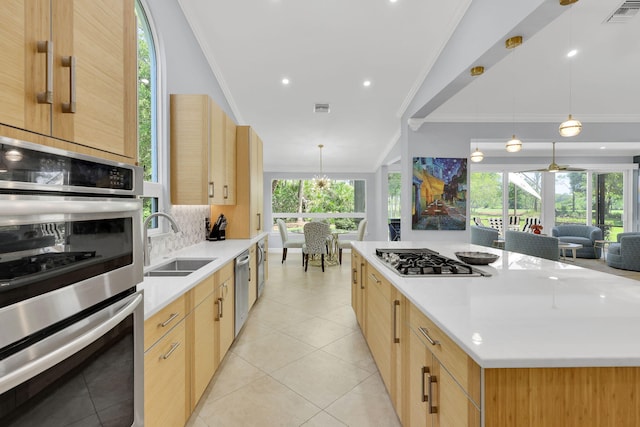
[143,212,181,266]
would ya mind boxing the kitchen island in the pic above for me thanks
[352,240,640,427]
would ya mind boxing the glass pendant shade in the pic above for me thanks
[505,135,522,153]
[313,144,330,190]
[559,114,582,137]
[470,148,484,162]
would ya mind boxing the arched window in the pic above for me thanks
[136,1,163,229]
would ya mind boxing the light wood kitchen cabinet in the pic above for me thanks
[404,303,481,427]
[213,126,263,238]
[189,276,217,409]
[0,0,137,163]
[351,251,367,332]
[144,317,187,427]
[249,244,257,309]
[215,261,235,363]
[170,94,236,205]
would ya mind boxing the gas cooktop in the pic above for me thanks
[375,248,490,277]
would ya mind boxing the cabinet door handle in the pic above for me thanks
[393,300,400,343]
[61,56,76,113]
[256,213,261,230]
[223,185,228,199]
[360,263,365,289]
[352,268,357,284]
[427,371,438,414]
[418,326,440,346]
[209,182,214,198]
[36,41,53,104]
[159,312,179,328]
[217,297,224,319]
[161,342,181,360]
[421,366,429,403]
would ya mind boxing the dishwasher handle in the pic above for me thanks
[236,254,250,266]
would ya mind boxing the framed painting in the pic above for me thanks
[412,157,467,230]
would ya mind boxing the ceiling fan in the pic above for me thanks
[527,142,585,173]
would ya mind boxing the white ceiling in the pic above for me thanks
[177,0,640,172]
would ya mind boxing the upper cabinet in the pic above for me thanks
[213,126,264,238]
[170,94,237,205]
[0,0,137,163]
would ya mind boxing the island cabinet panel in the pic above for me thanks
[170,94,237,205]
[0,0,137,163]
[405,303,481,427]
[144,319,187,427]
[351,251,367,332]
[215,261,235,363]
[189,276,217,410]
[484,367,640,427]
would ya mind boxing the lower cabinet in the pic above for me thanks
[351,251,366,331]
[144,259,239,427]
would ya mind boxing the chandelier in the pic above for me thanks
[313,144,330,190]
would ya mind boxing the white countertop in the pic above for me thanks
[353,241,640,369]
[138,235,266,319]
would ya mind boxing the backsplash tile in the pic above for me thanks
[148,205,208,262]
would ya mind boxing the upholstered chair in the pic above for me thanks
[606,232,640,272]
[338,219,367,264]
[302,221,330,272]
[277,219,304,264]
[471,225,500,248]
[551,224,603,259]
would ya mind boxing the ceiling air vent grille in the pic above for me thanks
[314,103,330,113]
[605,0,640,23]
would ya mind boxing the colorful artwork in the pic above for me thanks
[412,157,467,230]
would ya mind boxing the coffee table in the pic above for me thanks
[558,242,582,261]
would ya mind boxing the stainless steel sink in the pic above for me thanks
[144,258,217,277]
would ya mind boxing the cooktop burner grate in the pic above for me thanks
[375,248,490,277]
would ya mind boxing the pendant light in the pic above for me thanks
[469,66,484,162]
[505,36,523,153]
[470,147,484,163]
[313,144,330,190]
[559,0,582,137]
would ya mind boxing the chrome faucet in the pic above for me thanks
[143,212,181,266]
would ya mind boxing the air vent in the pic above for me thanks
[605,0,640,23]
[314,103,330,113]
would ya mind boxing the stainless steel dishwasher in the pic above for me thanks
[234,250,250,336]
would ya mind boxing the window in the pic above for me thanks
[271,179,366,232]
[135,2,163,229]
[555,172,587,225]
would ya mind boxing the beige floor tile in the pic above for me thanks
[279,316,354,348]
[197,376,320,427]
[318,304,359,329]
[231,330,316,373]
[271,350,371,408]
[247,297,314,330]
[205,352,266,402]
[320,330,378,373]
[326,373,402,427]
[300,410,347,427]
[232,314,277,346]
[185,414,208,427]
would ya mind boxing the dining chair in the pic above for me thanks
[338,219,367,265]
[302,221,330,272]
[276,219,304,264]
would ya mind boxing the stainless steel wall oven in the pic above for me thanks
[0,138,144,426]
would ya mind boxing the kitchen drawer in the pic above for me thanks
[216,260,234,284]
[144,295,187,351]
[192,274,215,308]
[367,265,391,301]
[409,303,481,405]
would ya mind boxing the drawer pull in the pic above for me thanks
[217,297,224,319]
[161,342,180,360]
[418,326,440,346]
[368,273,381,285]
[393,300,400,343]
[159,312,179,328]
[427,371,438,414]
[36,41,53,104]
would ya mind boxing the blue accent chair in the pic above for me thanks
[471,225,500,248]
[551,225,603,259]
[606,232,640,272]
[505,230,559,261]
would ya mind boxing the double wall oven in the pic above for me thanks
[0,138,144,426]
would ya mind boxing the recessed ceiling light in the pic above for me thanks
[363,80,371,87]
[600,146,606,150]
[281,78,290,85]
[389,0,398,3]
[567,49,578,58]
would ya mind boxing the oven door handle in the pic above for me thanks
[0,293,142,394]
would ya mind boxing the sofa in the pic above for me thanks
[470,225,500,248]
[505,230,559,261]
[551,224,603,259]
[606,232,640,272]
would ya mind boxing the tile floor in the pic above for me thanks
[186,251,401,427]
